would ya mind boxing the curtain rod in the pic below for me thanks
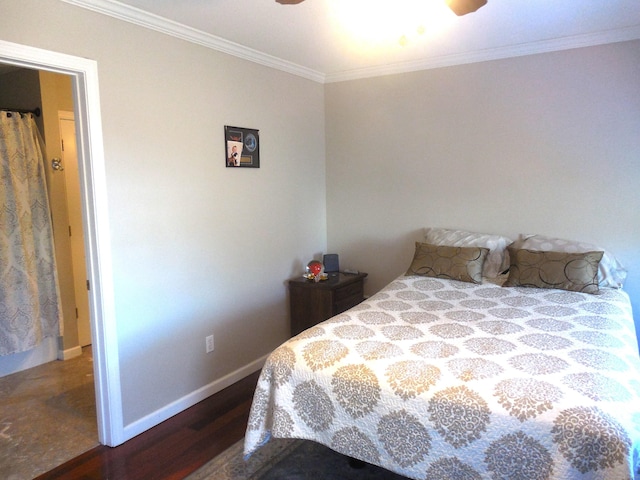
[0,107,41,117]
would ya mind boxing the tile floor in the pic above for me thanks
[0,346,98,479]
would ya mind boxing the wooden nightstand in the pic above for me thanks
[289,272,367,336]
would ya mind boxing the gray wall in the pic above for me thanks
[0,0,326,428]
[0,68,43,133]
[325,40,640,348]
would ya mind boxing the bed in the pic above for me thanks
[244,230,640,480]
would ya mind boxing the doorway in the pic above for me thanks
[0,39,123,447]
[0,72,90,363]
[0,69,98,476]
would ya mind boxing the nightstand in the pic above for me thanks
[288,272,367,336]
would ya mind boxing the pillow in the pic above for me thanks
[514,234,626,288]
[504,247,603,294]
[424,228,513,277]
[406,242,489,284]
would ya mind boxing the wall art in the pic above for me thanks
[225,125,260,168]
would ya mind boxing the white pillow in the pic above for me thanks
[515,234,627,288]
[424,228,513,278]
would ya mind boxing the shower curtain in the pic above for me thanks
[0,111,63,356]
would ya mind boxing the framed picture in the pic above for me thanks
[225,125,260,168]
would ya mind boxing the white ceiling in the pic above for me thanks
[63,0,640,82]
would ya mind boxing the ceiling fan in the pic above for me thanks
[275,0,488,16]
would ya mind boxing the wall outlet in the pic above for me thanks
[205,334,214,353]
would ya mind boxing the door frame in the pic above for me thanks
[0,40,123,446]
[58,111,92,348]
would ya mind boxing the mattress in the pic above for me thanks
[245,274,640,479]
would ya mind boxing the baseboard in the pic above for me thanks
[58,345,83,360]
[122,353,269,442]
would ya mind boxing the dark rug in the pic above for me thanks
[187,438,409,480]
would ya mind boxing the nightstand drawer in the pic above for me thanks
[334,293,363,315]
[334,281,363,302]
[289,272,367,336]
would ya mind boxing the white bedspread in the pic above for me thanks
[245,275,640,479]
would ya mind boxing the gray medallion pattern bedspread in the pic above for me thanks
[244,275,640,480]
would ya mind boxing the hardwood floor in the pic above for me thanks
[35,370,261,480]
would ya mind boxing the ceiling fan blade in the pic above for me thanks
[446,0,487,16]
[275,0,305,4]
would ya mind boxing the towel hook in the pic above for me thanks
[51,158,64,171]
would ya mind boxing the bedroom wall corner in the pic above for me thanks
[325,39,640,351]
[0,0,327,438]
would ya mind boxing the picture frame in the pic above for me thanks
[225,125,260,168]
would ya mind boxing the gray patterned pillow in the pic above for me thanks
[424,228,512,278]
[504,247,603,294]
[514,234,626,288]
[406,242,489,284]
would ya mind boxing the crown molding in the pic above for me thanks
[61,0,639,85]
[60,0,326,83]
[325,24,640,83]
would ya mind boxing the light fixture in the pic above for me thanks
[446,0,487,16]
[275,0,488,15]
